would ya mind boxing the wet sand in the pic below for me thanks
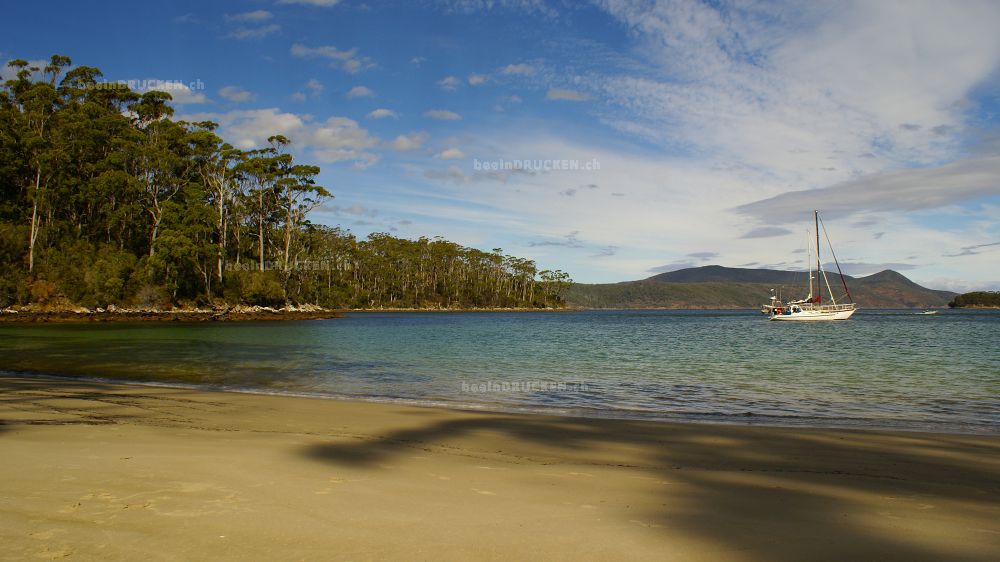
[1,375,998,561]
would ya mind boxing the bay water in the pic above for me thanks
[2,310,997,434]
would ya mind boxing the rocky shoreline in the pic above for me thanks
[0,304,342,323]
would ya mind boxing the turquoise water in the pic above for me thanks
[1,310,998,433]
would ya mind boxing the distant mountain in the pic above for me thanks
[566,266,956,309]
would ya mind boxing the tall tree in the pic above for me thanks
[6,56,70,273]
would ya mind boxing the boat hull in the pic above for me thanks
[770,307,856,321]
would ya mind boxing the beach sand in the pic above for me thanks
[1,375,998,561]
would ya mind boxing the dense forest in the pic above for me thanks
[0,55,571,310]
[948,291,1000,308]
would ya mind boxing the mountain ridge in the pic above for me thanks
[567,265,955,309]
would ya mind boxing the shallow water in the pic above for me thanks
[2,309,998,433]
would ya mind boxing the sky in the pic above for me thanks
[4,0,1000,291]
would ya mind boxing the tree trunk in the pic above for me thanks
[28,168,42,274]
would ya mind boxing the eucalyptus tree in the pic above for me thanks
[187,122,241,283]
[129,90,192,257]
[4,56,70,273]
[237,138,289,272]
[267,137,329,273]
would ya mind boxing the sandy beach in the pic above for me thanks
[1,375,998,561]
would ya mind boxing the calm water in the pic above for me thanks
[2,310,998,433]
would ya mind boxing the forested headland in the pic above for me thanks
[948,291,1000,309]
[0,56,571,311]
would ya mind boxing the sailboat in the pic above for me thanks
[761,210,857,321]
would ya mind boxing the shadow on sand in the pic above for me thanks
[302,411,1000,561]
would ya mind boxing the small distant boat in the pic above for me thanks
[761,210,857,321]
[917,310,938,315]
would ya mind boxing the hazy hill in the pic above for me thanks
[567,266,956,309]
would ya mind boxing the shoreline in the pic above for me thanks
[5,371,996,437]
[2,374,998,560]
[2,305,976,323]
[0,306,573,322]
[0,304,344,323]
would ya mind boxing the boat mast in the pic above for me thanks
[815,210,821,305]
[806,229,813,299]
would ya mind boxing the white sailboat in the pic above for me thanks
[761,211,857,321]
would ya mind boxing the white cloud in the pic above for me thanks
[546,88,590,102]
[138,81,207,105]
[366,108,398,119]
[388,132,429,152]
[594,0,1000,183]
[438,76,461,91]
[225,24,280,40]
[468,73,487,86]
[291,79,324,102]
[322,203,377,218]
[737,155,1000,221]
[225,10,273,23]
[278,0,340,6]
[218,85,255,103]
[500,63,535,75]
[424,109,462,121]
[305,78,324,96]
[291,43,373,73]
[435,148,466,160]
[423,164,530,185]
[179,108,378,167]
[0,58,47,82]
[345,85,374,98]
[440,0,557,18]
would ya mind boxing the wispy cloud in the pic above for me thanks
[424,109,462,121]
[225,24,280,40]
[423,164,531,185]
[278,0,341,6]
[529,231,584,248]
[225,10,273,23]
[290,43,373,73]
[736,155,1000,221]
[438,76,460,91]
[944,240,1000,257]
[501,63,535,75]
[179,108,378,167]
[547,88,591,102]
[740,226,793,239]
[435,148,465,160]
[218,85,255,103]
[345,85,374,98]
[388,132,429,152]
[366,108,398,119]
[305,78,324,96]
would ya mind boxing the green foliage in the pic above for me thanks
[949,291,1000,308]
[242,272,287,308]
[0,54,570,310]
[85,245,139,307]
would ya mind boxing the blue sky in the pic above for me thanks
[4,0,1000,290]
